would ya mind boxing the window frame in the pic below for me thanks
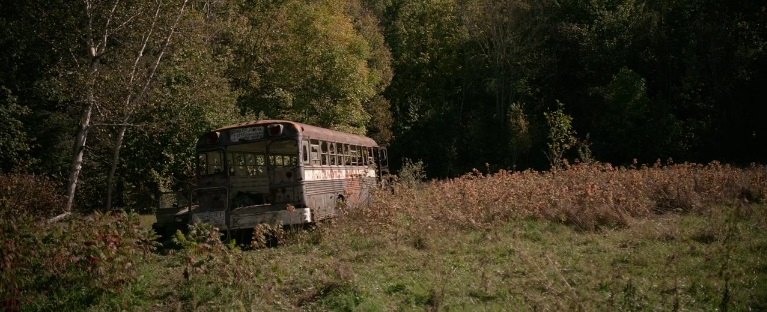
[310,139,320,165]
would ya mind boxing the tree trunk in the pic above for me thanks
[106,125,128,210]
[65,98,93,212]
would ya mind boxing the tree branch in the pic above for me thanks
[97,0,122,57]
[91,123,142,127]
[134,0,189,105]
[47,212,72,224]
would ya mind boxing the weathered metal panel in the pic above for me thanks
[230,205,311,228]
[216,120,378,147]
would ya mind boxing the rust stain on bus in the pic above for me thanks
[344,173,362,205]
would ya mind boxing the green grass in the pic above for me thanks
[98,204,767,311]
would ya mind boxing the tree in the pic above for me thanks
[380,0,473,176]
[0,88,32,172]
[544,102,577,169]
[231,0,391,135]
[102,0,190,210]
[45,0,190,215]
[117,5,241,208]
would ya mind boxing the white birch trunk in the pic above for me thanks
[106,125,127,210]
[64,85,94,213]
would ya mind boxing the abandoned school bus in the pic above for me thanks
[154,120,388,233]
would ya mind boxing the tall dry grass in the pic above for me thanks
[358,162,766,230]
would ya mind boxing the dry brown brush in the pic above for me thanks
[359,162,766,231]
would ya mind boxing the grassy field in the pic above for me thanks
[3,163,766,311]
[96,204,767,311]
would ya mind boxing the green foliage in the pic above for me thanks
[364,95,395,144]
[118,8,240,205]
[382,0,473,176]
[544,102,578,169]
[0,173,66,220]
[173,223,225,250]
[592,67,675,162]
[397,158,427,187]
[0,87,32,172]
[0,174,157,310]
[232,0,391,134]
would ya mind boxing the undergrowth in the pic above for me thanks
[357,161,766,231]
[2,162,766,310]
[1,174,158,311]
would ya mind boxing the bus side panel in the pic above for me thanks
[358,175,377,206]
[302,165,377,221]
[304,180,338,221]
[342,169,377,208]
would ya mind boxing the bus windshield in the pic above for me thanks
[197,150,223,176]
[222,139,298,177]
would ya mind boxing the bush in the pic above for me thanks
[354,162,767,231]
[1,174,158,310]
[0,173,66,221]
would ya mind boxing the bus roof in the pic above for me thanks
[215,120,379,147]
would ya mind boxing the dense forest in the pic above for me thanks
[1,0,765,210]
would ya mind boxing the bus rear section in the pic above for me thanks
[192,122,311,231]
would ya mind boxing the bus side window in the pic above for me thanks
[356,146,363,165]
[352,146,360,166]
[329,142,336,165]
[350,145,356,166]
[320,141,328,166]
[310,140,320,165]
[198,154,207,176]
[366,147,373,166]
[301,140,309,165]
[343,144,351,165]
[336,143,344,165]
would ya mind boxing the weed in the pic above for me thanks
[252,222,285,249]
[3,162,767,310]
[356,162,767,231]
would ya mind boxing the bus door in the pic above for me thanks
[374,147,389,177]
[191,149,229,230]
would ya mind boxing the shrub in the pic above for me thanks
[1,173,159,310]
[1,211,158,311]
[353,162,767,231]
[252,223,285,249]
[398,158,427,188]
[0,173,66,221]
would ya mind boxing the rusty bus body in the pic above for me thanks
[154,120,388,233]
